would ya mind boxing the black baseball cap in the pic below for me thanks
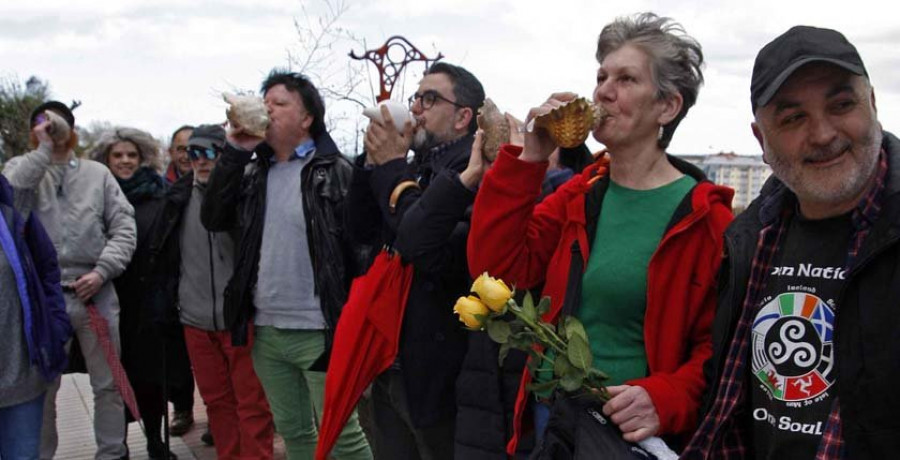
[188,124,226,150]
[30,101,75,128]
[751,26,867,113]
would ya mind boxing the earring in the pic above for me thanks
[657,125,664,141]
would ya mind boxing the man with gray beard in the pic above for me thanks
[684,26,900,459]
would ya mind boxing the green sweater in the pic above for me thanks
[580,175,695,385]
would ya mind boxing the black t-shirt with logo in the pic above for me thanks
[749,212,853,460]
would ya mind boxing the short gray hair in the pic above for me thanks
[90,127,163,172]
[596,12,704,149]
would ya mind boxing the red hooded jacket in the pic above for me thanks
[467,145,734,453]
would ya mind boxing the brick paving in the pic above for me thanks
[54,374,286,459]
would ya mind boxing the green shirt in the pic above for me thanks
[579,175,696,385]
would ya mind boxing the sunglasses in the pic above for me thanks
[187,146,220,161]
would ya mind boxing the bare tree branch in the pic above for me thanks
[287,0,371,154]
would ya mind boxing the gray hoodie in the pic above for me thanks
[3,145,136,283]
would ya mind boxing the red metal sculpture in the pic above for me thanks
[350,36,444,102]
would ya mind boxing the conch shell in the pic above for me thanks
[224,93,269,138]
[533,97,607,148]
[44,110,72,144]
[476,98,508,162]
[362,100,413,131]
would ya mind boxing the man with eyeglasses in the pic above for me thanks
[148,124,275,459]
[202,70,373,459]
[345,62,485,459]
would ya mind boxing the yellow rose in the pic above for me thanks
[471,272,512,312]
[453,295,490,329]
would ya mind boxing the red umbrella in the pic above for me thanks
[85,300,141,421]
[315,250,413,460]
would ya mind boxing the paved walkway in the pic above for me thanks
[54,373,286,459]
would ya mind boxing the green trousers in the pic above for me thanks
[252,326,372,460]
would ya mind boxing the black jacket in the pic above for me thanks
[703,131,900,457]
[146,173,194,327]
[345,134,475,428]
[453,144,595,459]
[113,172,172,384]
[201,131,362,352]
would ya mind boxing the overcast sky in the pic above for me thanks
[3,0,898,156]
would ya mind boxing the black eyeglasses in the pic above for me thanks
[408,90,465,110]
[187,146,220,161]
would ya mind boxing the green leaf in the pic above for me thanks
[553,353,573,377]
[567,334,593,370]
[486,319,511,344]
[560,372,584,392]
[588,367,610,381]
[564,315,589,343]
[521,291,537,322]
[536,296,551,316]
[498,342,511,366]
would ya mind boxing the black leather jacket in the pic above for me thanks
[201,131,364,356]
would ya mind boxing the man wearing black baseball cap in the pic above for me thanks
[684,26,900,459]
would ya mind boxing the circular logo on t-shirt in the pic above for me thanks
[751,292,835,402]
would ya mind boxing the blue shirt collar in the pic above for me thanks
[268,138,317,163]
[294,139,317,160]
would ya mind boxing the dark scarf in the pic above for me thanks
[116,166,166,204]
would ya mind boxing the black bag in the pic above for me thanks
[530,395,660,460]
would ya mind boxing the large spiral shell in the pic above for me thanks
[224,93,269,138]
[44,110,71,144]
[534,98,607,148]
[476,98,509,161]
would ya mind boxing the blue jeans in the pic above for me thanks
[0,393,45,460]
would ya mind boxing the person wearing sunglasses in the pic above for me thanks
[345,62,485,460]
[148,124,275,459]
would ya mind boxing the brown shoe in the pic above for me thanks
[169,410,194,436]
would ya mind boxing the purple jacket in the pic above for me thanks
[0,175,71,380]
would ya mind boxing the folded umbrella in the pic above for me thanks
[315,250,413,460]
[85,300,142,422]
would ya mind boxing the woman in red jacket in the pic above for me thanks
[462,12,734,454]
